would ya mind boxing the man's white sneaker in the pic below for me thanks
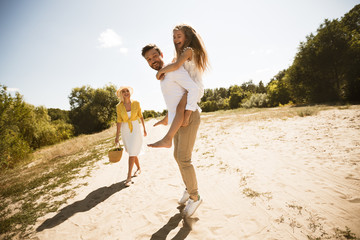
[178,190,190,205]
[183,196,202,217]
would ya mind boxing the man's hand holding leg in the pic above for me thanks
[182,110,192,127]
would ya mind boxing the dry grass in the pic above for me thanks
[0,125,117,239]
[31,125,117,165]
[0,105,357,239]
[201,105,334,124]
[0,125,117,193]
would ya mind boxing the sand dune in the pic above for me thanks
[32,106,360,240]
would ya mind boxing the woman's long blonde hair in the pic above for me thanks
[173,24,209,73]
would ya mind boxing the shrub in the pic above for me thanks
[0,86,34,169]
[242,93,268,108]
[69,85,118,135]
[0,85,75,170]
[142,110,162,119]
[297,108,319,117]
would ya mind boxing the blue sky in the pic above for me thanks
[0,0,358,111]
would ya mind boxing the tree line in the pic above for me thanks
[200,4,360,111]
[1,4,359,170]
[0,83,166,170]
[0,85,74,169]
[267,4,360,105]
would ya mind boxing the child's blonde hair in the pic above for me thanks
[173,24,209,73]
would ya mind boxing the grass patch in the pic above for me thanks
[243,188,261,198]
[286,202,303,215]
[307,226,359,240]
[242,187,272,200]
[333,227,359,239]
[0,131,116,239]
[200,105,339,124]
[338,105,351,110]
[275,215,285,224]
[297,107,319,117]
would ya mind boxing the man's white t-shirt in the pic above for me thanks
[160,65,201,124]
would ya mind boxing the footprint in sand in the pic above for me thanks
[345,175,360,181]
[348,198,360,203]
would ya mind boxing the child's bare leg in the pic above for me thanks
[148,93,187,148]
[164,93,186,138]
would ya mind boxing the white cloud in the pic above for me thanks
[98,29,123,48]
[250,50,258,55]
[98,29,128,55]
[119,47,128,54]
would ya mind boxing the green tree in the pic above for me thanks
[201,89,214,102]
[242,93,268,108]
[200,100,218,112]
[258,81,266,93]
[0,86,32,168]
[52,120,74,140]
[48,108,70,123]
[200,87,230,112]
[229,85,247,109]
[143,110,163,119]
[1,85,77,170]
[285,4,360,103]
[31,106,58,148]
[217,87,229,99]
[241,80,257,93]
[69,84,118,135]
[266,70,291,106]
[341,4,360,101]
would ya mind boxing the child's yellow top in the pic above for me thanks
[116,100,143,133]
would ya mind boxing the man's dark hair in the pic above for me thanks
[141,44,162,57]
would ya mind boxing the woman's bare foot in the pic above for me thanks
[125,178,132,187]
[134,169,141,177]
[147,137,172,148]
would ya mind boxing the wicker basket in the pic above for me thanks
[108,147,123,163]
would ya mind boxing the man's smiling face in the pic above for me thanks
[144,48,164,71]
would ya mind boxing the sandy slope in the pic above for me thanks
[31,106,360,240]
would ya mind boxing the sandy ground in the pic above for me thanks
[31,106,360,240]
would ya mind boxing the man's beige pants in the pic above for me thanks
[173,110,200,199]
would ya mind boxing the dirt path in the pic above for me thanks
[31,106,360,240]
